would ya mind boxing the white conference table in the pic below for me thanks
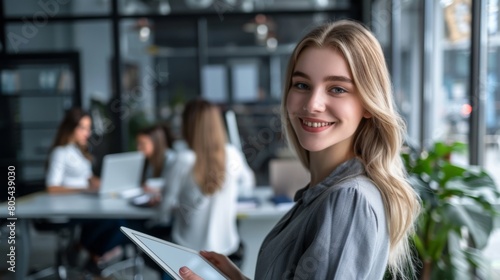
[0,187,290,279]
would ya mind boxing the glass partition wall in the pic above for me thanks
[373,0,499,185]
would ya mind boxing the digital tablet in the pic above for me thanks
[120,227,228,280]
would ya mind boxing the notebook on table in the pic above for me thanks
[120,227,228,280]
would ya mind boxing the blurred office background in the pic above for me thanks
[0,0,499,278]
[0,0,497,191]
[0,0,499,194]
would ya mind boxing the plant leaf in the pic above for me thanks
[448,232,472,280]
[440,163,467,186]
[444,202,494,249]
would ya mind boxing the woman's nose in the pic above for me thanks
[303,89,326,113]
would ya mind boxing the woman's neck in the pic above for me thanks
[308,141,355,188]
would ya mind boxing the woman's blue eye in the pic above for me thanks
[294,83,309,90]
[330,87,347,94]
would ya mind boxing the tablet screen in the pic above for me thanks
[130,232,227,280]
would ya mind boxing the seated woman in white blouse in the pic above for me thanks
[45,108,127,271]
[170,99,255,263]
[46,108,99,193]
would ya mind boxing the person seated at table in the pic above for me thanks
[45,107,128,272]
[170,99,255,267]
[135,124,180,225]
[46,108,99,193]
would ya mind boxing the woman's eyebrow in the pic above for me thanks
[292,71,310,79]
[292,71,353,84]
[324,75,353,84]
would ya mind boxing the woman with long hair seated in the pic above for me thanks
[171,99,255,265]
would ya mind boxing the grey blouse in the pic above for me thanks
[255,158,389,280]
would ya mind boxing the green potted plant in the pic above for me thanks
[401,141,500,280]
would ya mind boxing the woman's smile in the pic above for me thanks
[299,117,336,132]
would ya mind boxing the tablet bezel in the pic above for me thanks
[120,226,228,280]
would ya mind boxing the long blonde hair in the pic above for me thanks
[281,20,421,277]
[182,99,227,195]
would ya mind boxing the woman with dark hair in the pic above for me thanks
[135,124,180,225]
[45,107,128,273]
[137,124,168,183]
[46,107,99,193]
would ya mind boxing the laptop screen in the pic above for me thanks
[100,152,145,195]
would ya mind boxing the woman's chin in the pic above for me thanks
[298,141,328,153]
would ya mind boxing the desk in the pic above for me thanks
[0,192,158,280]
[0,187,289,279]
[237,188,292,278]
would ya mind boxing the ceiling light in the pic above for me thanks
[139,27,151,41]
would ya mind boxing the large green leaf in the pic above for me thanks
[433,142,453,158]
[439,163,467,186]
[444,202,494,249]
[447,232,492,280]
[413,156,433,178]
[462,247,492,279]
[448,232,472,280]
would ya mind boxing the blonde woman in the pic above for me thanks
[179,19,420,280]
[170,99,255,262]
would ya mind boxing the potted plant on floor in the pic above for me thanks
[402,141,500,280]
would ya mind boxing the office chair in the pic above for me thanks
[100,246,145,280]
[28,218,80,280]
[21,180,80,280]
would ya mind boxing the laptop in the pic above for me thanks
[92,151,145,197]
[120,227,227,280]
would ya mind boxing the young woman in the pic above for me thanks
[135,124,180,225]
[46,108,99,193]
[179,20,420,280]
[136,125,168,186]
[45,108,127,271]
[170,99,255,260]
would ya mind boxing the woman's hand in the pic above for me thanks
[88,176,101,191]
[179,266,203,280]
[143,186,162,206]
[179,251,246,280]
[148,193,162,206]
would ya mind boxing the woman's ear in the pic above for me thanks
[363,110,373,119]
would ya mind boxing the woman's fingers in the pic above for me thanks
[179,266,203,280]
[199,251,245,280]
